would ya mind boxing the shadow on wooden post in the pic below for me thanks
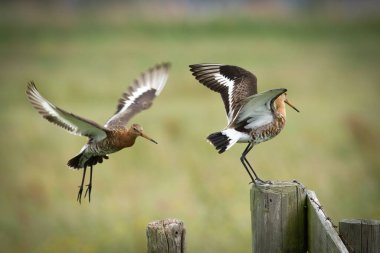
[146,218,185,253]
[250,181,307,253]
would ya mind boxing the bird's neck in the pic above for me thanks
[124,131,138,147]
[113,129,138,148]
[274,99,286,119]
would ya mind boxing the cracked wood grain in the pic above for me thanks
[147,218,185,253]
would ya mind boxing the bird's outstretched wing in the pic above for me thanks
[189,64,257,124]
[104,62,170,129]
[232,88,287,129]
[26,82,108,141]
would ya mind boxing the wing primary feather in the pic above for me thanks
[104,62,170,128]
[26,81,108,141]
[190,63,258,126]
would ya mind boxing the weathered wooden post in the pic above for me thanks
[146,218,185,253]
[306,191,348,253]
[250,181,307,253]
[339,219,380,253]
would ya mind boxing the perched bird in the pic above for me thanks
[26,63,170,203]
[189,63,299,184]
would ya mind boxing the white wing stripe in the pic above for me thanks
[36,93,80,133]
[214,73,231,87]
[117,66,168,111]
[214,73,235,123]
[104,63,170,128]
[118,85,150,114]
[41,100,58,116]
[27,83,108,140]
[153,68,168,95]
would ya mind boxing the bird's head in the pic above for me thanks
[130,124,158,144]
[278,93,300,113]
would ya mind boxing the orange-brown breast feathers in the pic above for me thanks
[109,128,139,150]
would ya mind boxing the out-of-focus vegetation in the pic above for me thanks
[0,2,379,252]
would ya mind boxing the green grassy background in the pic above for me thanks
[1,4,380,252]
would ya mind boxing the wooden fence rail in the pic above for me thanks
[146,181,379,253]
[306,190,348,253]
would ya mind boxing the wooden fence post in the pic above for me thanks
[339,219,380,253]
[306,191,348,253]
[250,181,307,253]
[146,218,185,253]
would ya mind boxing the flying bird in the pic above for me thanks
[26,63,170,203]
[189,63,299,184]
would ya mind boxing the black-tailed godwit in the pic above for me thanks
[26,63,170,202]
[189,63,299,184]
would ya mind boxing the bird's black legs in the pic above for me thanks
[240,142,267,185]
[77,166,87,203]
[84,165,93,202]
[77,165,93,203]
[240,142,255,183]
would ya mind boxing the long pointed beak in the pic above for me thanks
[140,132,158,144]
[285,99,300,112]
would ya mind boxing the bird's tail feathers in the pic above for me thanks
[67,151,109,169]
[67,152,83,169]
[207,129,241,154]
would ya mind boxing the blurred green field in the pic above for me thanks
[1,5,380,253]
